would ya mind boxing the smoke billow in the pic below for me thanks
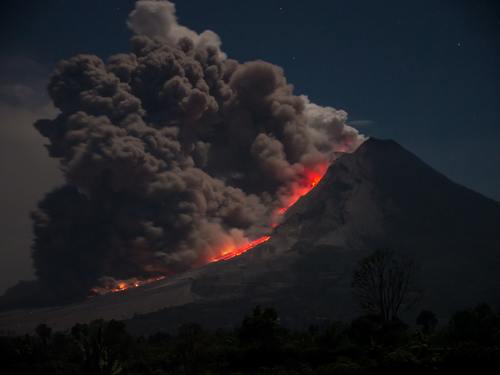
[11,0,365,301]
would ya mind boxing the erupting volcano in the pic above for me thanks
[209,162,329,263]
[0,0,365,307]
[3,138,500,332]
[95,163,329,295]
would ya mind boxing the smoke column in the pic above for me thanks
[9,0,365,302]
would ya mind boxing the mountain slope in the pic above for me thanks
[1,138,499,334]
[177,138,500,330]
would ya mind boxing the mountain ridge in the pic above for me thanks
[1,138,499,334]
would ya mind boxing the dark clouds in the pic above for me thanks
[3,0,364,303]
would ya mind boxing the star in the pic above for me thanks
[279,7,284,11]
[292,56,296,61]
[456,42,462,47]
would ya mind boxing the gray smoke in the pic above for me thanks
[18,0,364,300]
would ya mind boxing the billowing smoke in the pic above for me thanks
[11,0,365,301]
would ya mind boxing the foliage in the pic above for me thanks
[416,310,438,334]
[1,305,499,374]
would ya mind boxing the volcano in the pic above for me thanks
[1,138,499,334]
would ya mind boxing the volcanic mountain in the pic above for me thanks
[1,138,499,334]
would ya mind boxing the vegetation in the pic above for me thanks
[1,304,500,374]
[352,249,421,321]
[0,250,495,374]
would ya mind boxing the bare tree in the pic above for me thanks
[352,249,420,321]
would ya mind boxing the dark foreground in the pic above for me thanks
[1,304,500,375]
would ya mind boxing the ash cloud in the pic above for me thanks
[3,0,365,303]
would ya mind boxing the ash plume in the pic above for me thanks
[5,0,365,303]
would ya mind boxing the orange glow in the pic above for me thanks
[276,162,329,216]
[90,275,166,296]
[90,161,329,294]
[210,161,329,263]
[209,235,271,263]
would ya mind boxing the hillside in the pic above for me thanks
[1,138,499,334]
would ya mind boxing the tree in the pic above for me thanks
[448,304,500,345]
[237,306,285,369]
[416,310,438,334]
[71,320,126,375]
[238,306,281,346]
[35,323,52,346]
[175,323,208,375]
[352,249,420,321]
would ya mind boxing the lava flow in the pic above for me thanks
[210,162,329,262]
[209,235,272,263]
[277,163,329,215]
[90,275,166,296]
[92,162,329,295]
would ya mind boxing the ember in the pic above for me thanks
[90,276,166,295]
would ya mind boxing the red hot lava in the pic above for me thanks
[210,161,329,262]
[90,275,166,295]
[92,162,329,295]
[209,235,271,263]
[276,162,329,215]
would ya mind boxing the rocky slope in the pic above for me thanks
[1,138,499,334]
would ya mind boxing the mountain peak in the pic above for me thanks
[353,137,401,152]
[286,137,500,232]
[1,138,499,334]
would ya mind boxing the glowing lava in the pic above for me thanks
[209,235,271,263]
[92,162,329,295]
[90,275,166,295]
[210,161,329,262]
[277,162,329,215]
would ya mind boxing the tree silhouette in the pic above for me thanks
[352,249,420,321]
[35,323,52,346]
[416,310,438,334]
[71,320,125,375]
[238,306,281,346]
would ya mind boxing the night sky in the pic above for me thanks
[0,0,499,292]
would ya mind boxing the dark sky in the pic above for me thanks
[0,0,499,292]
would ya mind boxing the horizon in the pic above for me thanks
[0,1,499,353]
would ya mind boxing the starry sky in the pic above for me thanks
[0,0,499,291]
